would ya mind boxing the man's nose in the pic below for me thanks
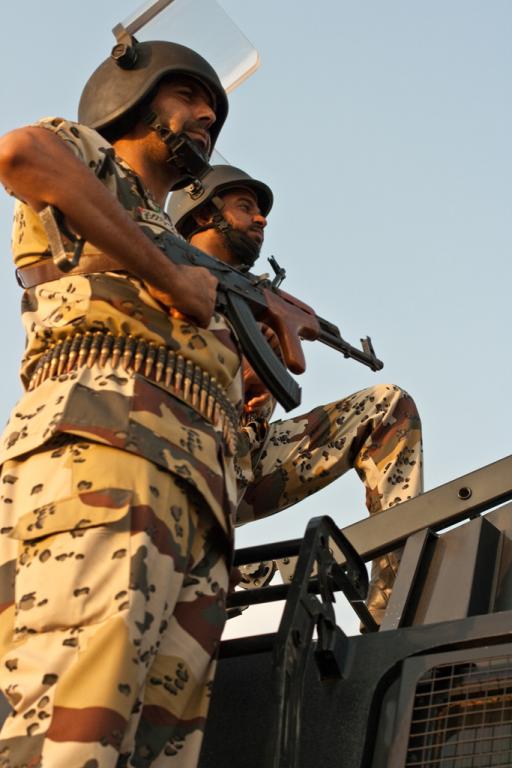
[253,213,267,228]
[195,99,216,130]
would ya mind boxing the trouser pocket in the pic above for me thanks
[11,494,132,635]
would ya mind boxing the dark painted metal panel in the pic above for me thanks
[380,528,437,631]
[201,611,512,768]
[409,517,501,625]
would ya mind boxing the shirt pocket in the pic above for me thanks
[10,492,132,635]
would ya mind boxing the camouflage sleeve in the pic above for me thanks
[11,119,113,268]
[246,395,277,424]
[34,117,110,170]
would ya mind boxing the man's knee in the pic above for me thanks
[358,383,421,426]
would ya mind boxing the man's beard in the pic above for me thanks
[222,229,261,269]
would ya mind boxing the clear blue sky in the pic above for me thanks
[0,1,510,633]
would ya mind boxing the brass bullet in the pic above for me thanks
[207,378,216,421]
[57,336,72,376]
[145,342,157,378]
[134,338,147,373]
[30,356,44,390]
[67,334,82,372]
[35,353,47,388]
[155,346,166,382]
[199,372,209,415]
[77,333,93,369]
[183,359,194,402]
[99,332,114,367]
[122,335,136,370]
[34,354,46,388]
[41,346,53,384]
[164,351,176,388]
[87,332,103,368]
[213,400,221,427]
[191,365,201,408]
[174,354,185,394]
[112,335,124,369]
[49,341,63,379]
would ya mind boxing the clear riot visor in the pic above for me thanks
[119,0,259,93]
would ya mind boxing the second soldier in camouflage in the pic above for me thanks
[169,165,424,622]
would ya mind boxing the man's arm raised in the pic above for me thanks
[0,126,217,327]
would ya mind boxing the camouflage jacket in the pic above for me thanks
[1,118,243,537]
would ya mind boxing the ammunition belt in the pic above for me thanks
[28,331,240,455]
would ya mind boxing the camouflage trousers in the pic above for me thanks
[0,439,229,768]
[237,384,423,620]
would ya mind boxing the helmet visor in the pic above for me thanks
[120,0,259,93]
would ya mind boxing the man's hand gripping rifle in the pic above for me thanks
[149,230,384,411]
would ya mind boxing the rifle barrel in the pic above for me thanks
[316,318,384,372]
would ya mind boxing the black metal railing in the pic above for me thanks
[224,516,375,768]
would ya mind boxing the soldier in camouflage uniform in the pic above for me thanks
[0,42,240,767]
[168,165,424,622]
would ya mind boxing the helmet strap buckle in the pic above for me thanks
[212,210,230,234]
[145,111,212,182]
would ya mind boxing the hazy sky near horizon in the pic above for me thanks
[0,1,510,634]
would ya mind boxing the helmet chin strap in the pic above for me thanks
[145,111,212,185]
[188,205,260,269]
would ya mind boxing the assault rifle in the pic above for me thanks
[149,229,384,411]
[37,202,381,412]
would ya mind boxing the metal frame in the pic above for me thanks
[229,516,373,768]
[232,455,512,575]
[220,455,512,768]
[116,1,177,38]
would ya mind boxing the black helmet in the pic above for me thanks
[78,40,228,152]
[168,164,273,239]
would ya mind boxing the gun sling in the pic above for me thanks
[16,253,121,289]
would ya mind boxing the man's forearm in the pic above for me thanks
[0,126,180,292]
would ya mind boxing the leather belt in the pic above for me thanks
[27,331,240,456]
[16,254,122,289]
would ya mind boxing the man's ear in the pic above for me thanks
[193,202,215,227]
